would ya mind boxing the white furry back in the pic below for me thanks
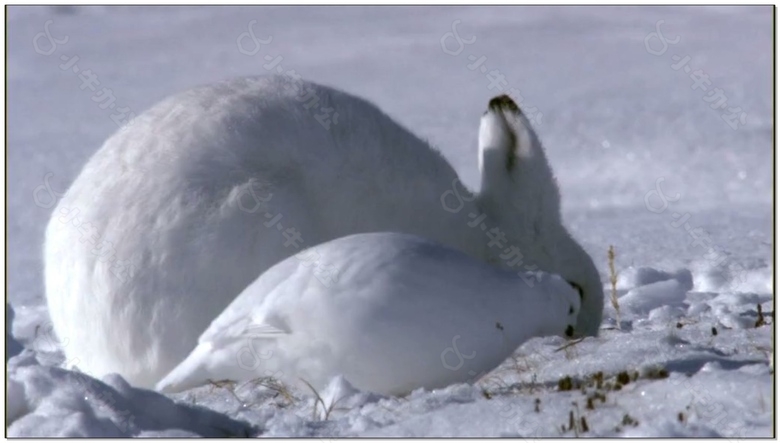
[44,75,488,387]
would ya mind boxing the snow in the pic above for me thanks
[7,352,256,437]
[619,279,689,315]
[7,5,773,438]
[616,266,693,291]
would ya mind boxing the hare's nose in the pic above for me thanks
[565,325,574,338]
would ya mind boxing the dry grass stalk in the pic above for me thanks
[608,245,621,330]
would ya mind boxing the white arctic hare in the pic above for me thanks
[44,75,603,389]
[156,232,581,395]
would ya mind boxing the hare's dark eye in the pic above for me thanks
[567,281,584,300]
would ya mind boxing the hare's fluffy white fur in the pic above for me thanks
[44,76,603,388]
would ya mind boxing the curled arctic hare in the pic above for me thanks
[44,75,603,388]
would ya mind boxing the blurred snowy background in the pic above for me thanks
[7,5,773,437]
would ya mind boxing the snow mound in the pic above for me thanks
[685,291,772,330]
[317,375,385,420]
[621,420,721,437]
[616,267,693,291]
[619,279,689,315]
[692,260,772,294]
[7,355,257,437]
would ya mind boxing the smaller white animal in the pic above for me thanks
[156,232,581,396]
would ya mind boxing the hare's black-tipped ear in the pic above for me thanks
[488,95,521,114]
[479,95,532,175]
[487,96,519,172]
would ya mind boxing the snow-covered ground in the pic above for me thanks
[7,5,774,437]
